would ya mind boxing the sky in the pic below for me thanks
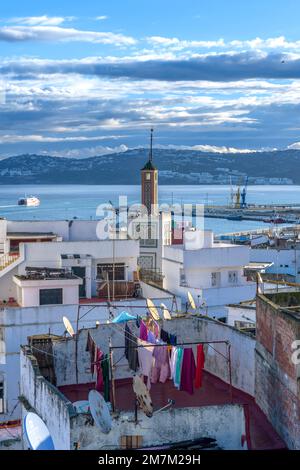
[2,0,300,157]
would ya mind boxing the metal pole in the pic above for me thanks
[75,304,80,384]
[112,224,115,302]
[109,337,116,412]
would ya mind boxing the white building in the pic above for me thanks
[250,244,300,282]
[162,230,256,319]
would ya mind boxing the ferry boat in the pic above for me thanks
[18,196,40,207]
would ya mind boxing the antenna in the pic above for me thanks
[149,128,154,162]
[24,412,55,450]
[146,298,160,320]
[63,316,75,337]
[88,390,112,434]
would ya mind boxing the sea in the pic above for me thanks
[0,184,300,235]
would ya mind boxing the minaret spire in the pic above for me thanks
[149,128,153,162]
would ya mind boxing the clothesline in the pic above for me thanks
[110,339,230,349]
[112,322,230,362]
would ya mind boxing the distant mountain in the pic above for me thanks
[0,149,299,184]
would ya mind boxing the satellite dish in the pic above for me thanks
[133,375,153,418]
[88,390,112,434]
[73,400,90,414]
[63,316,75,337]
[161,303,172,320]
[24,412,55,450]
[187,291,197,310]
[146,298,160,321]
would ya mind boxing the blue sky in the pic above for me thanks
[2,0,300,157]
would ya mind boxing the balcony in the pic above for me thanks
[96,280,141,300]
[139,268,164,288]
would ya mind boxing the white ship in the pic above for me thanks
[18,196,40,207]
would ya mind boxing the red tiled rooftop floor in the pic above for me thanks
[59,370,286,450]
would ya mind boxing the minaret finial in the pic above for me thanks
[149,128,154,162]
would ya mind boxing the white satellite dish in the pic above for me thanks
[63,316,75,337]
[161,303,172,320]
[88,390,112,434]
[146,298,160,321]
[24,412,55,450]
[73,400,90,414]
[187,291,197,310]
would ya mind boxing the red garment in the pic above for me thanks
[86,332,96,376]
[195,344,205,389]
[95,348,104,393]
[179,348,196,395]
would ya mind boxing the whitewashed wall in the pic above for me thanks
[20,347,72,450]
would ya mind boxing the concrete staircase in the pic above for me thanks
[0,253,21,276]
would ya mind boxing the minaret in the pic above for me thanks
[141,128,158,215]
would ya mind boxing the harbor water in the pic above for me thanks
[0,184,299,234]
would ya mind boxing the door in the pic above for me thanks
[72,266,86,298]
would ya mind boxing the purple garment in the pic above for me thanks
[179,348,196,395]
[140,321,148,341]
[151,345,170,384]
[147,330,156,344]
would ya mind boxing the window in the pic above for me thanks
[0,381,4,413]
[39,288,63,305]
[97,263,125,281]
[146,173,151,180]
[211,272,221,287]
[228,271,238,284]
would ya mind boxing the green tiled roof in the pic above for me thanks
[141,159,157,171]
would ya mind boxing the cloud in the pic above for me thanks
[0,25,136,45]
[287,141,300,149]
[8,16,75,26]
[154,144,276,153]
[147,36,225,49]
[42,144,128,158]
[1,51,300,81]
[146,35,300,52]
[0,134,124,144]
[95,16,108,21]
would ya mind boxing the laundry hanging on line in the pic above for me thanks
[85,331,96,376]
[125,323,139,372]
[180,348,196,395]
[195,344,206,389]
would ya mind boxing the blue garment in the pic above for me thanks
[112,311,137,323]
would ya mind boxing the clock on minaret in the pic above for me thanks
[141,128,158,215]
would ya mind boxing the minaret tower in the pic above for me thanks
[141,128,158,215]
